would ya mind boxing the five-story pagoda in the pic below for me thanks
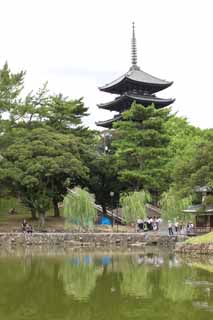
[96,23,175,128]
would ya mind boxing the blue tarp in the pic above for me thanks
[100,215,112,225]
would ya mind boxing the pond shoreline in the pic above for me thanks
[0,232,186,248]
[175,242,213,255]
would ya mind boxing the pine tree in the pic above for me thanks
[113,102,171,200]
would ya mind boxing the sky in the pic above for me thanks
[0,0,212,129]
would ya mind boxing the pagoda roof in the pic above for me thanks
[97,93,175,111]
[99,67,173,94]
[96,114,122,128]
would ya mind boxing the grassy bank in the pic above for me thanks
[185,232,213,245]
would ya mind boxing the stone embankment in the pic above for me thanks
[175,242,213,255]
[0,232,186,248]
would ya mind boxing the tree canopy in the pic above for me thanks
[0,62,212,225]
[113,103,171,200]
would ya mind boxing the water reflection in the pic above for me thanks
[59,256,102,300]
[0,251,213,320]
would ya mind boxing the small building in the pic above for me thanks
[183,186,213,234]
[96,204,161,226]
[184,205,213,233]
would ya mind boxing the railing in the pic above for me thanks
[195,226,213,234]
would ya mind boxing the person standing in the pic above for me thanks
[168,221,173,236]
[175,221,179,233]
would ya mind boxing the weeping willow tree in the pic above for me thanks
[120,190,151,227]
[63,187,97,230]
[59,257,102,300]
[159,188,192,222]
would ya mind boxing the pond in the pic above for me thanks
[0,249,213,320]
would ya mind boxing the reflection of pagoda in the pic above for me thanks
[96,23,175,128]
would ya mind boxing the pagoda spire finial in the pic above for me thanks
[131,22,138,68]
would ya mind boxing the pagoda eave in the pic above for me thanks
[96,114,122,128]
[99,79,173,95]
[97,94,175,112]
[99,68,173,94]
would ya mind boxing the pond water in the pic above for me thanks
[0,249,213,320]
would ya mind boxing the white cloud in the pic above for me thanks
[0,0,212,129]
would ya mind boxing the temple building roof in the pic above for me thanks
[183,204,213,214]
[99,67,173,95]
[97,93,175,111]
[195,186,213,193]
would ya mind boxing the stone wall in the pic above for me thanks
[175,242,213,255]
[0,232,185,248]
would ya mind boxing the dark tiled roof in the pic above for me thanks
[97,93,175,111]
[99,67,173,94]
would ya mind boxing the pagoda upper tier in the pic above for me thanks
[99,66,173,95]
[96,22,175,128]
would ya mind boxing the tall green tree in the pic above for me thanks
[171,129,213,198]
[113,103,171,201]
[86,153,121,213]
[0,62,25,116]
[1,126,88,223]
[0,63,94,219]
[164,115,202,186]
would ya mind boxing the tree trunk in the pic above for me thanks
[102,204,107,214]
[31,208,37,220]
[53,199,60,217]
[39,210,45,226]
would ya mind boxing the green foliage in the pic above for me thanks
[164,115,202,193]
[120,190,151,223]
[86,153,121,212]
[1,126,88,221]
[159,188,192,221]
[0,62,25,115]
[203,195,213,205]
[0,63,93,221]
[63,187,96,228]
[0,62,212,225]
[113,103,170,196]
[171,129,213,197]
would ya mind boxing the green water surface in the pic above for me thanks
[0,250,213,320]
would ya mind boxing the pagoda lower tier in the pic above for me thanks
[96,114,122,128]
[97,93,175,112]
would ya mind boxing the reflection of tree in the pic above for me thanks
[120,261,153,298]
[59,258,102,300]
[159,266,197,302]
[1,253,212,320]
